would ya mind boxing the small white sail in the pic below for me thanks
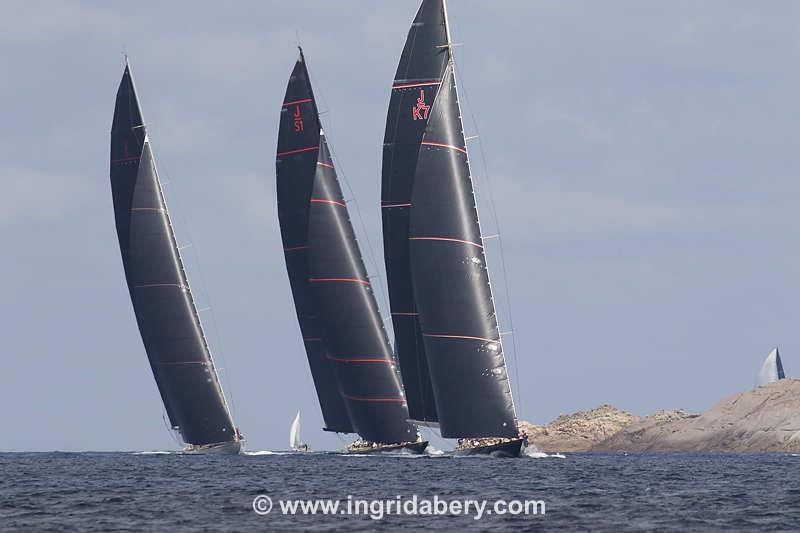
[289,410,303,450]
[756,347,786,386]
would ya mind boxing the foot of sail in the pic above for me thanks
[183,439,244,455]
[455,436,525,458]
[345,439,429,455]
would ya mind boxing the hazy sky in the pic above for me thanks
[2,1,800,452]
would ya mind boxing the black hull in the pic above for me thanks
[455,438,524,458]
[347,441,429,455]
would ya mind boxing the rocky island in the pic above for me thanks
[522,379,800,453]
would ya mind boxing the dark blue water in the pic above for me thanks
[2,451,799,531]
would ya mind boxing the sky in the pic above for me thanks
[2,0,800,452]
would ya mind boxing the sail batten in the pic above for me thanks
[278,51,417,444]
[109,65,239,447]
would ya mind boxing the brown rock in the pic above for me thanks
[520,404,639,452]
[592,379,800,452]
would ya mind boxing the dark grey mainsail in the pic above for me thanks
[277,50,418,445]
[384,0,518,439]
[275,55,353,434]
[109,65,241,451]
[381,0,449,425]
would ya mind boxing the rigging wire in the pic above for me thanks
[146,127,240,423]
[162,412,182,446]
[302,55,394,337]
[448,9,524,418]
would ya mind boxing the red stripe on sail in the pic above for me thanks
[420,141,467,154]
[409,236,483,249]
[310,198,346,208]
[276,146,319,157]
[317,162,335,169]
[283,245,309,252]
[283,98,313,107]
[423,333,498,343]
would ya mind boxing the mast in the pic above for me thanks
[442,0,519,424]
[388,0,518,438]
[381,0,450,424]
[109,64,239,447]
[277,50,417,444]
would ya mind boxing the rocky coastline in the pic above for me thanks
[521,379,800,453]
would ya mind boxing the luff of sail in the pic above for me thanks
[381,0,450,424]
[109,65,241,451]
[277,50,418,445]
[757,347,786,386]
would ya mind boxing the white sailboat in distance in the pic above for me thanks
[756,347,786,386]
[289,410,309,452]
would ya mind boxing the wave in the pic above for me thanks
[243,450,291,456]
[424,445,446,457]
[523,445,566,459]
[132,451,174,455]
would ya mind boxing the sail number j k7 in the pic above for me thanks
[412,90,430,121]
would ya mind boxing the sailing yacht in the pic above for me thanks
[382,0,524,457]
[109,63,243,454]
[276,49,427,454]
[756,347,786,386]
[289,410,309,452]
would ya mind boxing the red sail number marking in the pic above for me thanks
[294,105,304,132]
[412,90,430,121]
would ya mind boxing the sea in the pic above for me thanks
[2,450,799,531]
